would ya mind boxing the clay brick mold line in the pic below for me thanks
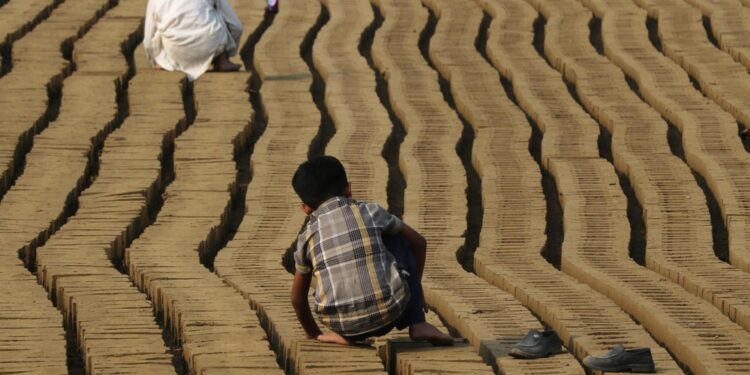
[314,0,390,207]
[122,5,284,374]
[367,0,582,373]
[680,0,750,77]
[635,1,745,266]
[470,0,750,372]
[304,4,334,161]
[214,0,391,373]
[633,0,750,155]
[549,157,750,375]
[125,74,283,374]
[377,12,495,374]
[36,63,183,374]
[359,3,406,218]
[197,0,274,271]
[526,0,700,369]
[0,0,114,206]
[0,2,138,374]
[417,4,483,274]
[28,3,197,374]
[0,0,63,77]
[424,0,685,372]
[574,0,750,333]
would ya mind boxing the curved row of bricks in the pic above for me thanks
[0,0,70,373]
[313,0,390,205]
[423,0,684,373]
[682,0,750,74]
[213,0,544,372]
[535,0,750,372]
[576,0,750,335]
[29,0,181,371]
[0,0,131,373]
[125,48,282,375]
[634,0,750,275]
[313,0,497,372]
[214,0,393,373]
[483,1,746,373]
[636,0,750,133]
[0,0,61,81]
[369,0,585,372]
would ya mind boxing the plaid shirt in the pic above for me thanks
[295,197,410,336]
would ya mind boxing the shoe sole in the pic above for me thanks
[508,347,564,359]
[585,364,656,373]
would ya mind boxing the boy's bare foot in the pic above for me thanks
[409,322,454,346]
[212,53,241,72]
[317,331,354,346]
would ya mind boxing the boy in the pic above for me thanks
[291,156,454,345]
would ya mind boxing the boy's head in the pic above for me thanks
[292,156,351,214]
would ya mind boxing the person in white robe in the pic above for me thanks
[266,0,278,12]
[144,0,243,81]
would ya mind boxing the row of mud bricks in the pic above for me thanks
[476,0,750,373]
[0,0,281,373]
[504,0,750,373]
[4,0,750,375]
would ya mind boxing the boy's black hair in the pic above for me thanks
[292,156,349,209]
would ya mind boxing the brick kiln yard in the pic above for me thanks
[2,0,750,374]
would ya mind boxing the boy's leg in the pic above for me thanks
[383,234,453,346]
[381,234,426,329]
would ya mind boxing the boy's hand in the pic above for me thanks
[291,272,323,339]
[317,331,354,345]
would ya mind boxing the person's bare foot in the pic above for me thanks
[409,322,454,346]
[153,64,164,71]
[317,331,354,346]
[213,53,241,72]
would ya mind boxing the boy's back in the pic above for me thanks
[295,196,409,336]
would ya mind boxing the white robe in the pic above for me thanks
[143,0,243,80]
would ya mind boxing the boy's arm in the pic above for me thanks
[291,271,322,339]
[399,224,427,280]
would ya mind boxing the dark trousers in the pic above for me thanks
[342,234,426,342]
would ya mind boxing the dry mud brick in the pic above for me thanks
[30,2,181,372]
[574,0,750,333]
[313,0,390,204]
[632,0,750,129]
[125,70,281,373]
[629,0,750,276]
[369,0,582,372]
[728,215,750,273]
[0,1,133,374]
[0,0,112,199]
[0,0,60,48]
[479,0,750,372]
[372,313,494,374]
[680,0,750,74]
[214,0,389,373]
[425,0,682,372]
[0,1,71,372]
[549,156,750,375]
